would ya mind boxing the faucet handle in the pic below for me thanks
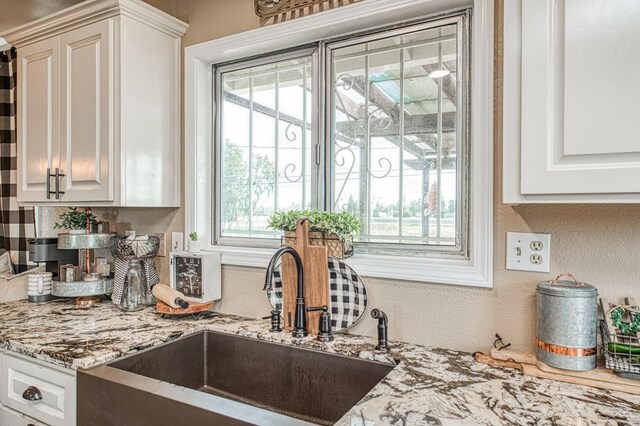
[306,305,333,342]
[262,309,282,332]
[306,305,328,313]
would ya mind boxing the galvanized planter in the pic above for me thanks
[536,274,598,371]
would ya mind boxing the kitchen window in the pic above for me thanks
[215,16,468,257]
[185,0,493,286]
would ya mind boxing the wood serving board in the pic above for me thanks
[281,218,329,335]
[474,348,640,395]
[155,300,214,316]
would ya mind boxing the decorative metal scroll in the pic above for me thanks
[255,0,363,26]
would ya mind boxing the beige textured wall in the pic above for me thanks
[39,0,640,354]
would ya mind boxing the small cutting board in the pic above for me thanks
[475,348,640,395]
[155,300,214,316]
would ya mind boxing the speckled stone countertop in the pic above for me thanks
[1,299,639,425]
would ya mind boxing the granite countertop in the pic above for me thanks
[1,299,639,425]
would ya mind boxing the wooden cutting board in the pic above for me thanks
[475,348,640,395]
[155,300,214,316]
[281,218,329,335]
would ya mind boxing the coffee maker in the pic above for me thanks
[28,238,78,278]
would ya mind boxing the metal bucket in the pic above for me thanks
[536,274,598,371]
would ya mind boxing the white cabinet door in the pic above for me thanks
[59,19,114,202]
[16,37,60,203]
[520,0,640,195]
[0,354,75,426]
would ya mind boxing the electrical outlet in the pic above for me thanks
[530,240,544,251]
[506,232,550,272]
[171,232,184,252]
[529,253,543,264]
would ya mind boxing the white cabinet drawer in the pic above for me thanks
[0,405,47,426]
[0,354,75,426]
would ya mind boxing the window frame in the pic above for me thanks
[323,14,470,258]
[213,46,320,248]
[184,0,494,287]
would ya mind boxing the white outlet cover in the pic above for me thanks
[506,232,551,272]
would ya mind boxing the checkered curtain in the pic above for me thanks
[0,47,36,273]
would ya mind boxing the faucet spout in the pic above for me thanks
[264,246,307,338]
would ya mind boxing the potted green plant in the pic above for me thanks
[267,210,361,259]
[188,231,201,253]
[54,207,96,234]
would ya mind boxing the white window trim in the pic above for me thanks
[184,0,494,287]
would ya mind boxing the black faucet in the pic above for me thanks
[264,246,308,338]
[371,308,389,351]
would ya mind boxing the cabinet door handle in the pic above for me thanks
[46,167,51,199]
[54,168,66,200]
[22,385,43,401]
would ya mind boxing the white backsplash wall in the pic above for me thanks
[29,1,640,354]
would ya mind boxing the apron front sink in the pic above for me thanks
[78,330,395,425]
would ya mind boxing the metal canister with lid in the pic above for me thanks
[536,273,598,371]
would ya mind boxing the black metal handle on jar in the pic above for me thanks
[22,385,43,401]
[371,308,389,351]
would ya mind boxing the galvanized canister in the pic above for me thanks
[536,274,598,371]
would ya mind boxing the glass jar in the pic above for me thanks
[116,260,148,311]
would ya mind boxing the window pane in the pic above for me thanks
[220,56,313,238]
[331,23,460,246]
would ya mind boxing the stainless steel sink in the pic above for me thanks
[78,330,395,425]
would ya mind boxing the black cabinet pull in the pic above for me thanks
[22,385,43,401]
[46,167,51,199]
[54,168,65,199]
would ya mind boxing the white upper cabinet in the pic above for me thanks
[5,0,187,206]
[17,37,59,201]
[59,20,113,203]
[503,0,640,203]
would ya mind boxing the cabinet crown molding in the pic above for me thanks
[2,0,188,47]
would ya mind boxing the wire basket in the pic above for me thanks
[600,320,640,376]
[282,231,353,259]
[109,235,159,259]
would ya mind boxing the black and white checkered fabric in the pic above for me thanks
[269,257,367,331]
[0,47,36,273]
[112,258,159,304]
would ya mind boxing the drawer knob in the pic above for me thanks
[22,386,43,401]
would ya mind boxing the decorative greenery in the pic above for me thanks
[611,306,640,335]
[267,210,361,243]
[54,207,96,231]
[189,232,198,241]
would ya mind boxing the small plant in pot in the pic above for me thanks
[267,210,361,259]
[188,231,201,253]
[54,207,96,234]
